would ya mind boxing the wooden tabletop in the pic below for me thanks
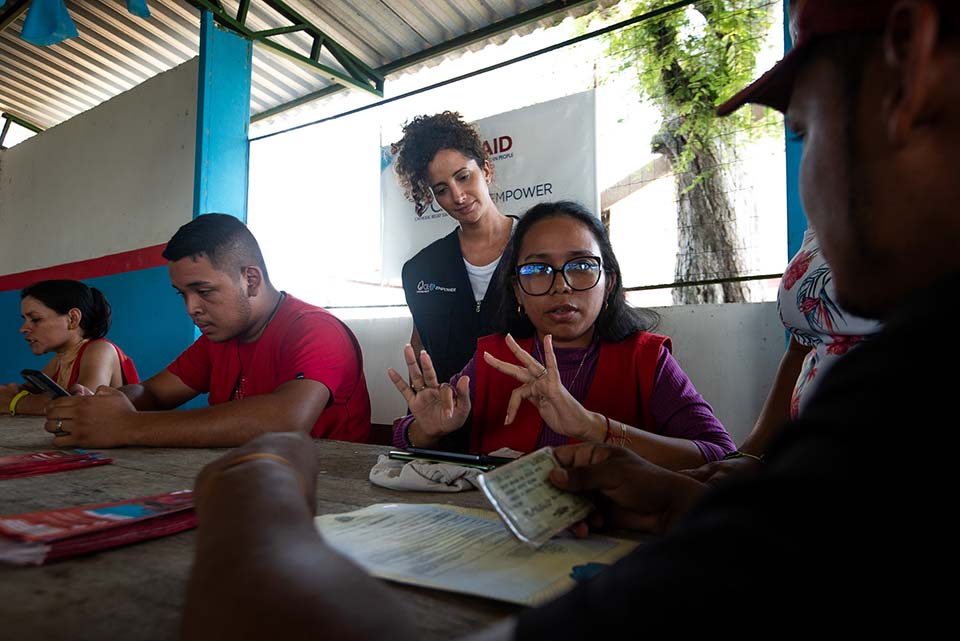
[0,416,519,641]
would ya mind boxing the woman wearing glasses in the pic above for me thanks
[392,112,516,385]
[389,201,733,469]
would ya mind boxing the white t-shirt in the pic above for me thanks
[464,256,501,303]
[463,218,517,303]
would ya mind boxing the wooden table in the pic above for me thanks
[0,416,519,640]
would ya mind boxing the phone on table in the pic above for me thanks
[21,369,70,397]
[388,447,516,471]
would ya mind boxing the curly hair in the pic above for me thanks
[391,111,490,216]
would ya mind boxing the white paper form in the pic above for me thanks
[315,503,639,605]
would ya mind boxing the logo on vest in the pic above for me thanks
[417,280,456,294]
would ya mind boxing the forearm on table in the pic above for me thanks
[8,391,54,416]
[124,397,317,447]
[184,464,415,641]
[620,424,706,470]
[120,384,166,411]
[578,412,706,470]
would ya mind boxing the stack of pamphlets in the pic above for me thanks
[0,450,112,480]
[0,490,196,565]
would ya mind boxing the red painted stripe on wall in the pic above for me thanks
[0,244,168,292]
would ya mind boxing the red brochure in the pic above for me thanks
[0,490,196,565]
[0,450,113,480]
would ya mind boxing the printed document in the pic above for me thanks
[315,503,638,605]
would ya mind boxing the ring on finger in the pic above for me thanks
[534,368,548,380]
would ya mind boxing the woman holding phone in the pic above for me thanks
[389,201,734,471]
[393,111,517,385]
[2,279,139,416]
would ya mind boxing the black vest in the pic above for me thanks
[401,228,509,385]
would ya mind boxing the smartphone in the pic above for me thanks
[389,448,515,471]
[21,369,70,397]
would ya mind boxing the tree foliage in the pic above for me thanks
[608,0,776,174]
[604,0,778,303]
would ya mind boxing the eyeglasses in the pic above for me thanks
[516,256,603,296]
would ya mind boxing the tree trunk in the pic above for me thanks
[653,125,747,304]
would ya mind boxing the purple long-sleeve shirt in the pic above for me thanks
[393,337,734,462]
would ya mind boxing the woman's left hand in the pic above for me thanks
[482,334,602,441]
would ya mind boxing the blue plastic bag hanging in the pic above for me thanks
[20,0,79,46]
[126,0,150,19]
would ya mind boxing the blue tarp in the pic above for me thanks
[127,0,151,19]
[19,0,150,47]
[20,0,79,46]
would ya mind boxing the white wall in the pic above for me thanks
[0,59,199,272]
[345,302,783,445]
[0,59,201,385]
[656,302,783,443]
[343,314,413,425]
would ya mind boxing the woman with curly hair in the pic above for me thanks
[393,111,516,384]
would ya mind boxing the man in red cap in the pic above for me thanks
[182,2,959,638]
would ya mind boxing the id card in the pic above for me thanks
[477,447,593,547]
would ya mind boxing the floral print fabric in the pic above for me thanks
[779,229,881,417]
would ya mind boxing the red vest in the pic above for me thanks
[470,332,670,454]
[62,339,141,388]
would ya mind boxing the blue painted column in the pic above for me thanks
[184,12,251,406]
[784,1,806,258]
[193,10,252,222]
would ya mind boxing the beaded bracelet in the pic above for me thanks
[602,416,631,448]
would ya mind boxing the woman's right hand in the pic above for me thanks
[387,345,471,441]
[550,443,706,535]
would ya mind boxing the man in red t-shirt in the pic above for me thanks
[45,214,371,447]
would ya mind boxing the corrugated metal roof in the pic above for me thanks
[0,0,611,133]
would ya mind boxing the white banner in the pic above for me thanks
[380,91,598,283]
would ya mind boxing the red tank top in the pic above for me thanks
[57,339,140,388]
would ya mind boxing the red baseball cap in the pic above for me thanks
[716,0,903,116]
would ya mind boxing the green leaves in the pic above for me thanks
[604,0,778,170]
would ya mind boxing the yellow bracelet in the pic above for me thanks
[9,390,30,416]
[220,452,311,502]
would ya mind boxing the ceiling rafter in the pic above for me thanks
[0,0,30,32]
[183,0,385,96]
